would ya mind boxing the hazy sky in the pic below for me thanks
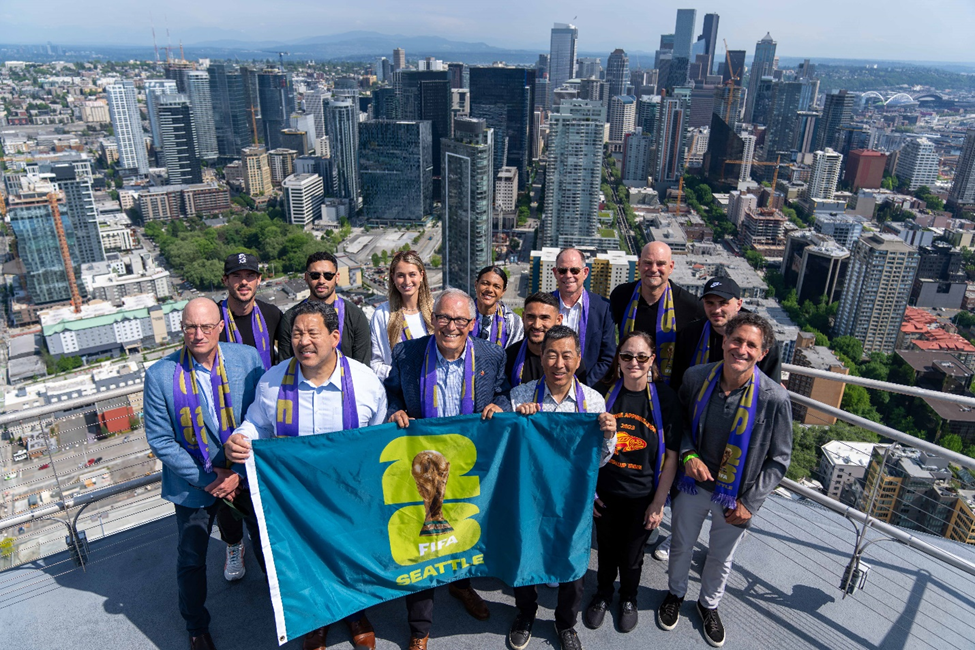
[4,0,974,63]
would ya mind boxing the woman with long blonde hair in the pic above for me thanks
[369,250,434,381]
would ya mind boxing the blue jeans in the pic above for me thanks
[174,502,220,635]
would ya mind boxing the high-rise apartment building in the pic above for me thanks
[834,233,920,354]
[241,146,272,196]
[469,66,535,190]
[268,148,298,186]
[281,173,324,226]
[654,94,689,190]
[605,49,630,99]
[895,138,939,192]
[393,48,406,71]
[721,50,746,86]
[208,63,252,157]
[949,129,975,206]
[608,95,636,142]
[763,81,804,168]
[621,130,653,186]
[156,94,202,186]
[240,65,263,144]
[814,90,854,152]
[745,33,777,124]
[495,166,518,211]
[106,81,149,175]
[739,133,757,182]
[145,79,178,152]
[670,8,697,87]
[325,98,360,207]
[257,69,296,151]
[712,84,743,130]
[845,150,888,192]
[807,148,843,200]
[783,230,849,305]
[183,71,218,161]
[542,100,603,248]
[358,120,432,223]
[549,23,579,96]
[442,117,494,294]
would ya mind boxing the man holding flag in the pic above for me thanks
[385,288,510,649]
[507,325,618,650]
[223,300,387,650]
[144,298,265,650]
[218,252,282,582]
[656,313,792,647]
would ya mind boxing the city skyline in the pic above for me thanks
[3,1,974,64]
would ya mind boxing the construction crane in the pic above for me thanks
[47,193,83,313]
[263,51,290,67]
[722,155,783,203]
[248,106,260,146]
[722,39,741,121]
[675,175,684,211]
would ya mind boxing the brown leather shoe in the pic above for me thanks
[448,583,490,620]
[302,625,329,650]
[347,615,376,649]
[408,635,429,650]
[188,632,216,650]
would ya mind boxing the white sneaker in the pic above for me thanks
[224,542,246,581]
[653,536,671,562]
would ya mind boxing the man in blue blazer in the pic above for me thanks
[385,288,510,650]
[145,298,265,650]
[551,248,616,386]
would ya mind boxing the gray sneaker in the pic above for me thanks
[224,542,245,581]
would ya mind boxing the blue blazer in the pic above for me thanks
[579,290,617,387]
[385,336,511,419]
[144,343,265,508]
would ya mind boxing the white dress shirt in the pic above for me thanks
[235,354,387,441]
[369,301,430,381]
[558,293,583,334]
[509,378,616,466]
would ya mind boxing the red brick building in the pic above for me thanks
[845,150,888,192]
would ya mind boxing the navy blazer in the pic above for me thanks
[144,343,265,508]
[385,335,511,419]
[576,290,617,387]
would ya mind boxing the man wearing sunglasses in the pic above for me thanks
[384,288,510,649]
[278,251,371,365]
[551,248,616,387]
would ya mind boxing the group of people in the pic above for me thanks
[145,242,792,650]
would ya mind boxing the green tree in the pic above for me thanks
[830,336,863,363]
[430,254,442,268]
[371,252,381,267]
[941,434,964,453]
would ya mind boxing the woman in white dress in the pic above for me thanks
[370,250,434,381]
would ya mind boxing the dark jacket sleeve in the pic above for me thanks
[609,281,633,331]
[670,317,705,394]
[738,384,793,515]
[489,346,511,411]
[277,305,296,360]
[348,304,372,366]
[384,341,409,419]
[759,341,782,384]
[586,295,617,386]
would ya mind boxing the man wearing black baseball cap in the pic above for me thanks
[217,252,283,582]
[669,277,780,393]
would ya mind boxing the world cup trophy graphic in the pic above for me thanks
[412,450,454,537]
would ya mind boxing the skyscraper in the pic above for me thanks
[106,81,149,175]
[469,66,535,190]
[895,138,939,192]
[240,65,263,144]
[763,81,804,167]
[542,100,603,248]
[145,79,178,152]
[814,90,855,152]
[394,70,451,190]
[359,120,432,223]
[621,129,653,186]
[949,129,975,206]
[745,33,777,124]
[208,63,252,157]
[806,148,843,200]
[281,173,324,226]
[326,99,360,207]
[669,9,697,87]
[700,13,720,75]
[258,68,296,151]
[605,49,630,99]
[655,94,689,190]
[549,23,579,94]
[834,233,919,354]
[713,84,744,130]
[303,87,328,148]
[721,50,746,86]
[157,94,202,186]
[448,62,468,89]
[442,117,494,294]
[183,71,218,161]
[608,95,636,142]
[393,48,406,71]
[241,146,272,196]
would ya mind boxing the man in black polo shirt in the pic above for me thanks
[609,242,703,385]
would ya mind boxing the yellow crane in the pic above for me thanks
[722,40,742,121]
[722,155,783,203]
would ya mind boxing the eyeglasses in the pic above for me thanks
[182,323,219,335]
[308,271,337,281]
[434,313,473,328]
[557,267,584,276]
[619,352,653,364]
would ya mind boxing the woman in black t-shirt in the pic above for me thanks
[584,331,681,634]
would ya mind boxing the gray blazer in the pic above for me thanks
[678,362,793,516]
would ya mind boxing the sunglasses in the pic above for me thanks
[308,271,336,281]
[619,352,653,363]
[557,267,584,276]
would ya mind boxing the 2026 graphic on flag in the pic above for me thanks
[246,412,603,644]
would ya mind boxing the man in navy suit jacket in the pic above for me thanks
[384,289,510,650]
[145,298,265,650]
[551,248,616,386]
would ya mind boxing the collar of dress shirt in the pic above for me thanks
[435,343,468,367]
[296,359,343,390]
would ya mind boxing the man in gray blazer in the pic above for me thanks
[145,298,265,650]
[656,312,792,648]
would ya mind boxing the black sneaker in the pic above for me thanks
[583,595,609,630]
[657,592,683,631]
[618,599,638,633]
[697,601,726,647]
[556,627,583,650]
[508,613,534,650]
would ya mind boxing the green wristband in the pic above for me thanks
[682,452,700,464]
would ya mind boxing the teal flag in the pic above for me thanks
[247,412,603,644]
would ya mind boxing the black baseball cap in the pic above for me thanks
[224,253,261,275]
[701,277,741,301]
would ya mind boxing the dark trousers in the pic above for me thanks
[214,489,267,575]
[174,502,220,635]
[513,578,585,631]
[594,493,654,602]
[405,578,472,638]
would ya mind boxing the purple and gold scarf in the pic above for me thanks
[172,346,236,472]
[222,299,272,370]
[275,351,360,436]
[420,336,475,418]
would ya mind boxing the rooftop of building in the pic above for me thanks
[912,330,975,355]
[40,296,187,336]
[140,182,224,195]
[821,441,885,468]
[794,344,845,370]
[896,350,974,378]
[924,394,975,422]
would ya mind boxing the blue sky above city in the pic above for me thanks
[3,0,974,63]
